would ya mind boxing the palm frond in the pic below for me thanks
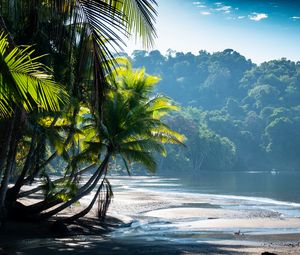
[120,149,156,172]
[0,33,69,117]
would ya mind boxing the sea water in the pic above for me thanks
[107,172,300,241]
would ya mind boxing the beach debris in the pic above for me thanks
[261,252,278,255]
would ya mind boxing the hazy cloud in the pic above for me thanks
[196,5,207,8]
[237,16,245,19]
[214,2,223,6]
[291,16,300,20]
[201,11,211,15]
[215,6,231,12]
[249,13,268,21]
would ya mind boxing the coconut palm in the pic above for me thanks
[0,0,158,113]
[0,33,69,218]
[39,67,185,222]
[0,0,158,222]
[8,66,184,224]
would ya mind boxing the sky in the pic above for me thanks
[125,0,300,64]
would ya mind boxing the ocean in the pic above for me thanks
[107,172,300,240]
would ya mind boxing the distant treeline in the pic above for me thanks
[131,49,300,173]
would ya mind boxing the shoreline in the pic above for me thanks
[1,176,300,254]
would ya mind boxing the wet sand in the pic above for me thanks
[1,176,300,254]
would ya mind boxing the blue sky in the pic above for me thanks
[126,0,300,63]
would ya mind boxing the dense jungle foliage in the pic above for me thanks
[131,49,300,173]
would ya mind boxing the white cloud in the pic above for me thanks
[200,11,211,15]
[192,1,202,5]
[214,2,223,6]
[196,4,207,8]
[237,16,245,19]
[249,13,268,22]
[291,16,300,20]
[215,5,231,12]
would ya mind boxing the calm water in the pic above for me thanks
[118,171,300,203]
[108,174,300,239]
[157,171,300,204]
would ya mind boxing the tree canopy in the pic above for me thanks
[131,49,300,173]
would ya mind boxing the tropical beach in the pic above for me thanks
[1,1,300,254]
[1,176,300,254]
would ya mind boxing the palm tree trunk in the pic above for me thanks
[6,132,37,204]
[0,14,29,222]
[60,165,108,224]
[39,152,111,220]
[0,111,19,219]
[0,120,11,184]
[18,164,96,198]
[0,119,14,221]
[22,163,102,216]
[24,109,77,184]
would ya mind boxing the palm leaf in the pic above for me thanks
[104,0,157,48]
[120,148,157,172]
[0,33,69,117]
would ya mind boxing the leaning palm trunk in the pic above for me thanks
[20,162,107,217]
[0,32,67,222]
[0,109,24,219]
[0,119,14,220]
[6,130,37,204]
[39,152,111,220]
[18,164,96,198]
[59,165,109,224]
[0,15,17,219]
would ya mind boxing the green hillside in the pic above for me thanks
[132,50,300,173]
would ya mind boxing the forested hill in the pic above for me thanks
[131,49,300,173]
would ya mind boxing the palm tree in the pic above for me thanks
[0,0,158,113]
[0,33,69,219]
[39,66,185,222]
[5,65,184,225]
[0,0,158,172]
[0,0,158,222]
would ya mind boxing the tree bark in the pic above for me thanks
[39,153,110,220]
[60,165,108,224]
[0,110,20,219]
[6,132,37,204]
[0,14,24,222]
[0,120,11,184]
[0,118,14,222]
